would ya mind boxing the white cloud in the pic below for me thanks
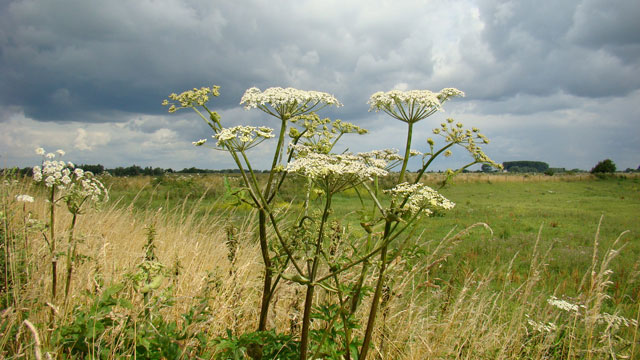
[74,128,111,151]
[0,0,638,171]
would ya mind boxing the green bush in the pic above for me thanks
[590,159,616,174]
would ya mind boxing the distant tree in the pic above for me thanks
[503,161,549,173]
[590,159,616,174]
[78,164,105,174]
[110,165,143,176]
[481,164,495,173]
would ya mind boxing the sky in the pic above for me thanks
[1,0,639,171]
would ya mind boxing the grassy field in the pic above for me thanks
[2,172,639,359]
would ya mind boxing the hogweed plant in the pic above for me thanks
[31,148,108,308]
[164,86,346,336]
[164,85,501,359]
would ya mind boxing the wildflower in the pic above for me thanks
[45,176,56,187]
[431,120,503,171]
[241,87,341,109]
[287,114,367,155]
[16,194,34,203]
[356,148,420,171]
[35,147,45,155]
[385,182,455,216]
[32,147,109,206]
[525,315,557,333]
[240,87,341,119]
[163,86,220,112]
[547,296,582,314]
[214,126,275,150]
[286,150,388,193]
[358,149,403,162]
[192,139,207,146]
[368,88,464,123]
[32,166,43,182]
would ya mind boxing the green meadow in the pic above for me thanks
[3,172,639,359]
[109,172,640,303]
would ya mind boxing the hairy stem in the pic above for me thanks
[299,193,332,360]
[63,211,78,305]
[398,121,414,184]
[257,210,273,332]
[359,221,391,360]
[49,187,57,301]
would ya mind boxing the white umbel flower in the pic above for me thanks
[214,126,275,150]
[286,150,387,193]
[368,88,464,123]
[241,87,342,110]
[16,194,34,203]
[385,182,455,216]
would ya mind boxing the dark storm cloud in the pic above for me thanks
[0,0,638,170]
[0,0,442,122]
[471,0,640,101]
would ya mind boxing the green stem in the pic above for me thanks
[359,221,391,360]
[254,117,289,334]
[49,187,57,301]
[264,117,288,200]
[333,273,352,360]
[349,260,369,317]
[397,121,414,184]
[257,210,272,332]
[413,142,455,185]
[2,199,10,306]
[64,211,78,305]
[299,193,332,360]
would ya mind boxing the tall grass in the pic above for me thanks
[1,174,638,359]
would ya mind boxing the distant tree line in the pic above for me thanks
[4,160,639,178]
[502,161,549,173]
[2,164,275,177]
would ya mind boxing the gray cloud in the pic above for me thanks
[1,0,638,171]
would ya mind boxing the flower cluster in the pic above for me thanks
[431,119,503,170]
[438,88,466,100]
[32,148,108,208]
[547,296,583,314]
[241,87,342,110]
[289,114,368,154]
[358,149,422,171]
[544,296,637,332]
[368,88,465,123]
[286,149,388,192]
[384,182,455,216]
[162,86,220,113]
[214,126,275,150]
[525,315,557,333]
[33,149,75,189]
[70,173,109,204]
[15,194,34,203]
